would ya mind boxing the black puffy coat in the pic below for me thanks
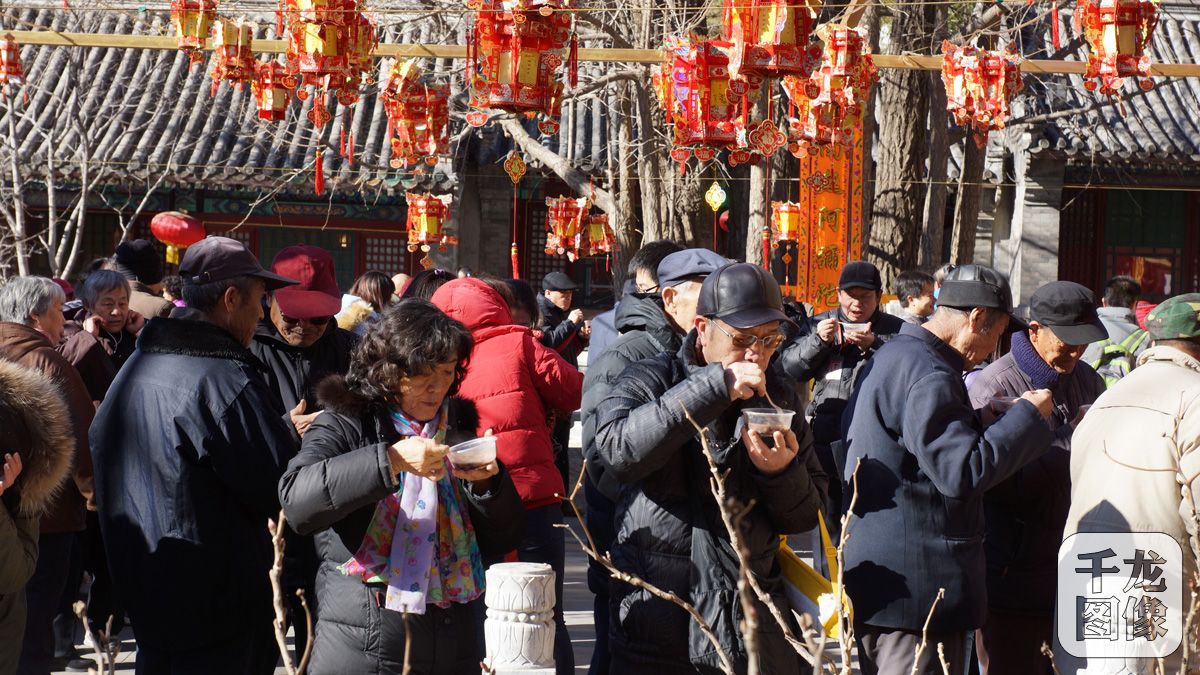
[250,319,358,414]
[594,331,828,675]
[278,376,525,675]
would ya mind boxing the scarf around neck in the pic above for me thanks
[1010,330,1060,390]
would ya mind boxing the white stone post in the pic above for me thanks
[482,562,557,675]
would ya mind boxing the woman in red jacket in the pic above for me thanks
[432,278,582,674]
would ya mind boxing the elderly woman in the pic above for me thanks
[280,298,524,675]
[59,270,143,403]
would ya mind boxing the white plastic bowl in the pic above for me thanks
[841,322,870,333]
[447,436,497,469]
[743,408,796,435]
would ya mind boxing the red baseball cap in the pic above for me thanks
[270,245,342,319]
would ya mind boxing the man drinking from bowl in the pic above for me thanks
[778,260,904,529]
[594,262,828,675]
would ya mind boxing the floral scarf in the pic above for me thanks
[338,402,485,614]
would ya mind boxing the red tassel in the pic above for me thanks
[511,243,520,279]
[348,131,354,166]
[340,126,346,156]
[511,184,521,279]
[1051,2,1062,51]
[314,149,325,196]
[762,228,771,271]
[568,35,579,88]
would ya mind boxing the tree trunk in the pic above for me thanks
[745,95,770,266]
[634,73,666,243]
[950,138,986,264]
[920,5,950,269]
[867,3,937,287]
[5,87,28,276]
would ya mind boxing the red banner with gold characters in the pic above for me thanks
[779,118,865,313]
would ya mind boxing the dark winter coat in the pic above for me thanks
[0,322,94,534]
[278,376,525,675]
[967,332,1104,614]
[90,317,296,652]
[536,294,586,367]
[129,281,173,319]
[58,318,137,404]
[0,360,74,675]
[840,323,1056,633]
[249,319,358,414]
[432,279,583,509]
[778,307,904,448]
[594,331,828,674]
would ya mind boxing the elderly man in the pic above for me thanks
[595,262,827,674]
[90,237,297,675]
[0,277,95,675]
[580,246,725,675]
[779,260,904,526]
[1055,294,1200,674]
[841,264,1055,675]
[966,281,1107,674]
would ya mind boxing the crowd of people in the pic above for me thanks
[0,232,1197,675]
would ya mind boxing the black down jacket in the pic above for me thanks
[593,331,828,675]
[250,319,358,414]
[278,376,525,675]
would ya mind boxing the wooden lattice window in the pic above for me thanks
[363,235,410,276]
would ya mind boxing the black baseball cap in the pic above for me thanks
[937,263,1025,332]
[1029,281,1107,345]
[542,271,578,292]
[657,249,729,288]
[697,262,792,329]
[179,236,297,290]
[839,261,882,291]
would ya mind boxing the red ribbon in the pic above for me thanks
[511,184,520,279]
[1051,2,1062,51]
[314,148,325,196]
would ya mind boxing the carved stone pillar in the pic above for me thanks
[482,562,557,675]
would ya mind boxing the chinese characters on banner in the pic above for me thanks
[784,119,866,313]
[1057,532,1183,660]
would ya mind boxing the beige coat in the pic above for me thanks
[1056,345,1200,674]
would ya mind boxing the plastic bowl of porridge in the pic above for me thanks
[743,408,796,435]
[447,437,497,470]
[840,322,870,333]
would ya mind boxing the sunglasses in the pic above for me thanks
[710,319,786,351]
[280,314,333,327]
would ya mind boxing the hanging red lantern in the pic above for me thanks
[466,0,575,132]
[281,0,376,119]
[942,42,1023,147]
[770,201,802,247]
[0,34,23,93]
[580,213,614,257]
[1076,0,1158,95]
[654,36,755,172]
[252,59,295,120]
[722,0,823,83]
[382,60,450,168]
[150,211,206,265]
[210,18,257,94]
[544,195,588,261]
[405,192,457,252]
[170,0,218,64]
[782,25,876,155]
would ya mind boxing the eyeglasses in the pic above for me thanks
[281,314,333,327]
[636,284,660,294]
[710,319,786,351]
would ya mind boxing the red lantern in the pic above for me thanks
[0,35,23,92]
[466,0,574,130]
[770,201,802,247]
[581,214,613,257]
[1076,0,1158,95]
[782,25,876,155]
[252,59,295,121]
[722,0,823,82]
[150,211,206,265]
[405,192,457,252]
[544,195,588,261]
[942,42,1023,147]
[654,36,755,171]
[210,18,257,95]
[281,0,376,120]
[382,60,450,168]
[170,0,218,64]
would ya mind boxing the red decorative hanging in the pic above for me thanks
[210,18,257,94]
[382,60,450,168]
[150,211,206,265]
[252,59,296,120]
[504,150,527,279]
[170,0,218,64]
[405,192,458,252]
[0,34,23,93]
[770,201,802,247]
[654,36,756,172]
[1076,0,1159,95]
[581,213,614,257]
[281,0,377,119]
[942,42,1023,147]
[545,195,588,261]
[722,0,823,83]
[466,0,573,132]
[781,25,877,156]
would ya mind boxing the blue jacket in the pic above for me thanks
[840,323,1053,633]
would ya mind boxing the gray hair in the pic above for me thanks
[182,275,259,313]
[934,305,1005,330]
[78,270,130,311]
[0,277,67,325]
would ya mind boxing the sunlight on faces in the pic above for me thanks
[221,279,266,348]
[395,361,458,423]
[838,287,880,322]
[696,316,784,368]
[960,308,1008,370]
[1028,321,1087,374]
[908,283,936,318]
[90,288,131,334]
[635,269,659,294]
[32,299,66,345]
[270,298,330,348]
[545,289,573,312]
[661,279,703,333]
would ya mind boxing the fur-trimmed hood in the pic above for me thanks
[0,360,74,518]
[315,373,480,433]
